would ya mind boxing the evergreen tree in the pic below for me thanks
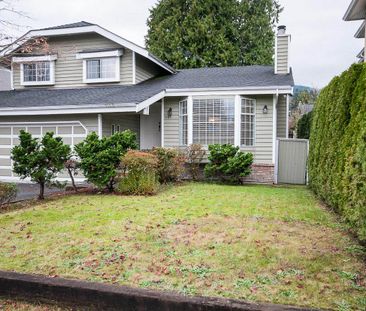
[145,0,282,69]
[11,131,71,200]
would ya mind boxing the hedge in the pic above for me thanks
[309,63,366,242]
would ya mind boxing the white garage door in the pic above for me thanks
[0,122,88,180]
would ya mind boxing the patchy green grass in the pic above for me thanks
[0,183,365,310]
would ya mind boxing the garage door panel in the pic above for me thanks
[0,138,11,145]
[58,126,72,135]
[13,127,26,135]
[28,127,41,135]
[0,158,11,166]
[62,137,72,145]
[0,148,11,156]
[0,127,11,135]
[0,122,87,181]
[0,169,12,177]
[74,126,86,134]
[43,127,57,134]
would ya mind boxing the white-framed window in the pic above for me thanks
[179,99,188,145]
[84,57,119,83]
[241,98,256,146]
[20,61,55,86]
[111,124,121,135]
[192,97,235,145]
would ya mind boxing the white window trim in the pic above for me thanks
[179,98,188,146]
[20,61,55,86]
[240,97,256,147]
[13,55,58,63]
[82,57,120,84]
[76,49,123,60]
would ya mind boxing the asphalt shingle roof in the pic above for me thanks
[37,21,95,31]
[0,66,294,109]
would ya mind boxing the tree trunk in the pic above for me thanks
[67,167,78,192]
[39,182,45,200]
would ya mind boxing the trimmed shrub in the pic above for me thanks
[297,111,313,139]
[309,63,366,242]
[186,144,206,181]
[152,147,186,183]
[11,131,71,200]
[204,144,253,184]
[0,183,17,206]
[75,131,137,192]
[118,150,159,195]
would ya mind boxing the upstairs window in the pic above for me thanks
[77,49,122,84]
[85,58,119,82]
[23,62,51,82]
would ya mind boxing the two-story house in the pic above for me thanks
[344,0,366,62]
[0,21,294,184]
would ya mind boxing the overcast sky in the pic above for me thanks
[4,0,363,88]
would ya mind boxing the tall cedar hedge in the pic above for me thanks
[309,63,366,242]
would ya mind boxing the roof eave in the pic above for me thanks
[355,20,365,38]
[344,0,366,21]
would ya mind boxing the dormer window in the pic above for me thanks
[13,55,57,86]
[76,49,122,84]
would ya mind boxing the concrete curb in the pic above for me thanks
[0,271,320,311]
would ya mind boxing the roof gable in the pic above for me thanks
[0,21,175,74]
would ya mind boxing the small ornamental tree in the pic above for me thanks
[297,111,313,139]
[75,131,137,192]
[11,131,71,200]
[204,144,253,184]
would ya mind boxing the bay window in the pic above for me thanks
[179,99,188,145]
[179,96,256,147]
[241,98,256,146]
[192,97,235,145]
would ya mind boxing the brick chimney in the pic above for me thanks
[275,25,291,74]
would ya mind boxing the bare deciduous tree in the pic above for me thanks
[0,0,49,66]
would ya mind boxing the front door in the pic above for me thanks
[140,103,161,149]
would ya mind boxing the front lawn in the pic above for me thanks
[0,183,365,310]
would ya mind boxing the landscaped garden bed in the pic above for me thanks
[0,183,365,310]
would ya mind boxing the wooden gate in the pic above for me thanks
[275,139,309,185]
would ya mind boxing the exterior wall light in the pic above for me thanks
[263,105,268,114]
[168,107,173,118]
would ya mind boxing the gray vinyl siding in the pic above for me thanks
[0,69,11,91]
[276,95,287,138]
[163,97,182,147]
[276,35,289,74]
[244,95,273,164]
[12,33,134,89]
[102,113,140,142]
[163,95,274,164]
[0,114,98,133]
[135,54,163,83]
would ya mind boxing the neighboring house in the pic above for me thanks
[344,0,366,62]
[0,21,294,184]
[0,67,11,91]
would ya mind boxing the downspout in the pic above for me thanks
[273,89,279,184]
